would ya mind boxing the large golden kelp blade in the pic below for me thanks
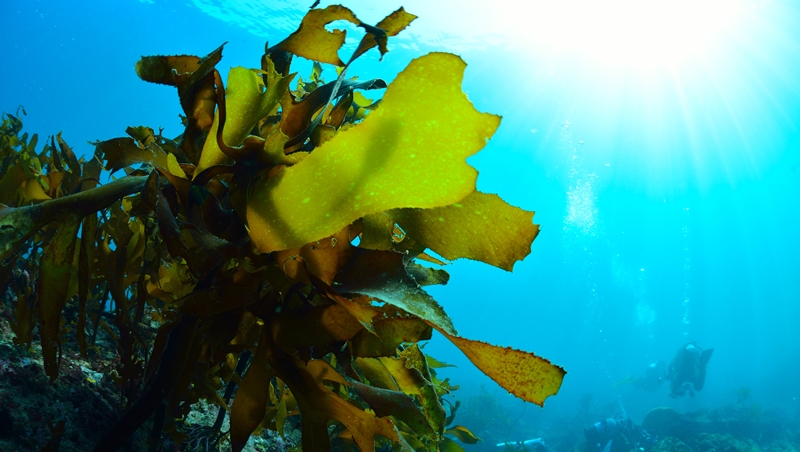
[438,330,565,406]
[247,52,501,253]
[271,5,360,66]
[364,191,540,271]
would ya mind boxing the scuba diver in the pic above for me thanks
[615,360,666,392]
[583,416,657,452]
[496,438,550,451]
[636,360,667,391]
[584,417,630,452]
[632,360,667,392]
[667,341,714,398]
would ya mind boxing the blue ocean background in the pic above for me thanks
[2,0,799,444]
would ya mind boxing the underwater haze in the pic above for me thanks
[2,0,800,448]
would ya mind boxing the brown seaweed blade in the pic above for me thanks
[38,216,81,380]
[350,7,418,63]
[270,5,361,66]
[437,331,566,407]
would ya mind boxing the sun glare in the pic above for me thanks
[516,0,745,68]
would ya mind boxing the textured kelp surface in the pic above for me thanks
[0,5,564,451]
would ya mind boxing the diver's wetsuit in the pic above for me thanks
[667,342,714,398]
[584,417,655,452]
[632,361,666,392]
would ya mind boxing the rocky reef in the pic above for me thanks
[642,406,799,452]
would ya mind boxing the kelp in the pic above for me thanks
[0,4,565,451]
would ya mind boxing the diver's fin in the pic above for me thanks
[699,348,714,367]
[615,375,635,387]
[694,348,714,391]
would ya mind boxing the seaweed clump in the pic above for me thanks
[0,5,565,451]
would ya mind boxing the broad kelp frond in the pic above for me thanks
[0,5,565,451]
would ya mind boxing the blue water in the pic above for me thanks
[2,0,799,439]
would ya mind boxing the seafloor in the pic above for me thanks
[1,295,798,452]
[456,387,800,452]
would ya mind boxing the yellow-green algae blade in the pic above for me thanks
[195,65,292,175]
[247,52,501,253]
[392,191,540,271]
[438,329,565,407]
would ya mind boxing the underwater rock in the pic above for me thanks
[765,440,799,452]
[692,433,762,452]
[642,407,702,442]
[651,436,693,452]
[0,294,147,451]
[642,407,783,446]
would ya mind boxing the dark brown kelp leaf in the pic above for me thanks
[351,316,432,358]
[307,270,381,335]
[94,137,169,173]
[350,7,418,63]
[135,44,225,163]
[230,327,274,452]
[275,223,355,285]
[280,77,387,149]
[77,212,98,358]
[273,380,295,438]
[273,303,364,348]
[180,286,259,318]
[336,249,457,336]
[406,262,450,287]
[140,168,160,212]
[42,419,66,452]
[350,380,436,440]
[38,214,81,380]
[55,133,81,195]
[326,91,353,128]
[80,152,103,191]
[276,357,400,452]
[135,43,224,120]
[126,125,157,147]
[91,316,199,452]
[155,189,187,258]
[9,280,35,347]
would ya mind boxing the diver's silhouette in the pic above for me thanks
[631,360,667,392]
[583,416,656,452]
[616,360,666,392]
[667,342,714,398]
